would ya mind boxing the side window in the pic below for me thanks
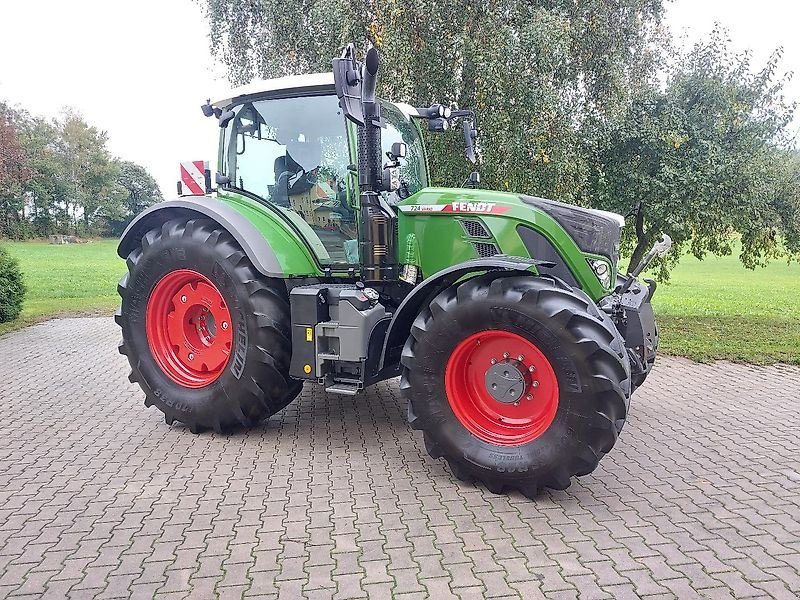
[227,95,358,264]
[380,103,428,204]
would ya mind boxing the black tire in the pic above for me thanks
[400,273,631,498]
[116,217,301,432]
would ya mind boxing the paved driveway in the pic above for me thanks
[0,318,799,599]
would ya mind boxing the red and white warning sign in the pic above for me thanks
[179,160,208,195]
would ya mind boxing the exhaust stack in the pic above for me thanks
[332,45,396,282]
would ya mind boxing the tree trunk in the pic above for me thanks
[627,202,649,272]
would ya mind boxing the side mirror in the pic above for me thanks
[332,44,365,126]
[201,100,215,118]
[391,142,407,159]
[382,166,400,192]
[463,119,477,164]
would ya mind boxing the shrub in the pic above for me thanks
[0,245,25,323]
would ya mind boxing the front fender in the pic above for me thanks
[118,197,322,278]
[378,256,540,372]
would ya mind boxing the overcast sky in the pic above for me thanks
[0,0,798,197]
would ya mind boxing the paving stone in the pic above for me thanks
[0,318,799,598]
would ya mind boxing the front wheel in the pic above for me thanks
[401,273,631,497]
[116,217,302,432]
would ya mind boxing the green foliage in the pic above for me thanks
[0,104,162,239]
[591,28,798,275]
[0,244,25,323]
[203,0,665,200]
[0,111,33,239]
[107,161,164,236]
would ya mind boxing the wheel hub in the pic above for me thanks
[484,359,530,404]
[145,269,233,388]
[444,330,559,446]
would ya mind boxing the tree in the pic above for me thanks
[5,107,71,238]
[589,29,797,275]
[57,112,120,235]
[203,0,666,200]
[0,111,32,238]
[203,5,799,276]
[107,160,163,236]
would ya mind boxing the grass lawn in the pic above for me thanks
[0,239,123,337]
[1,238,798,364]
[648,249,800,364]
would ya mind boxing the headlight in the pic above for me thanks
[588,258,611,288]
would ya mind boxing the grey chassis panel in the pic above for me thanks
[378,256,540,371]
[117,198,283,277]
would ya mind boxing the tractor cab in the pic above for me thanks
[211,74,428,265]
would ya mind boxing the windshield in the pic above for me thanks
[223,94,356,264]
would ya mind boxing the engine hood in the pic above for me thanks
[519,195,623,265]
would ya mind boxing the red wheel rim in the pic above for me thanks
[444,330,559,446]
[145,269,233,388]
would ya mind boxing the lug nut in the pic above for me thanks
[188,353,194,361]
[526,394,533,400]
[503,352,509,359]
[222,321,229,330]
[517,355,524,361]
[490,358,497,365]
[202,306,208,312]
[514,401,520,406]
[180,295,187,303]
[532,380,539,388]
[528,365,535,372]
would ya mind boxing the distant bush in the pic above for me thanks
[0,245,25,322]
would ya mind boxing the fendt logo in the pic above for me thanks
[398,202,511,214]
[445,201,511,214]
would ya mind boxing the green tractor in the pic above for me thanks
[116,45,670,497]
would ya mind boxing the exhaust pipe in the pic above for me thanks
[332,45,397,282]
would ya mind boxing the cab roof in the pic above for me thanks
[211,73,335,108]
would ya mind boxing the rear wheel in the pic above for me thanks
[116,217,301,432]
[401,273,631,497]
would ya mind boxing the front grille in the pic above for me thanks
[472,242,499,258]
[460,219,491,238]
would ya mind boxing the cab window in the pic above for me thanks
[225,94,357,264]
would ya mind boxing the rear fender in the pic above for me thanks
[378,256,540,371]
[118,198,320,278]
